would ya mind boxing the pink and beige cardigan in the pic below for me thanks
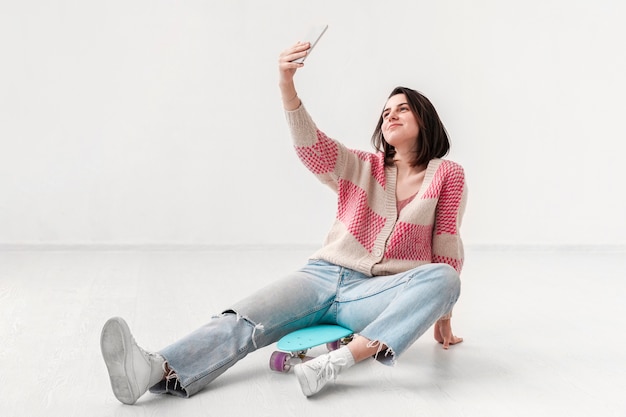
[286,104,467,278]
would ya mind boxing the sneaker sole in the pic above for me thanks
[100,317,140,405]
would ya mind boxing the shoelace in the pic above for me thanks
[163,362,180,392]
[312,354,348,381]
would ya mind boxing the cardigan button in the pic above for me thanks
[373,248,382,257]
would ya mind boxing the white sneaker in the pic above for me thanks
[294,353,349,397]
[100,317,165,405]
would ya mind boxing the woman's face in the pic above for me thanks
[381,94,420,151]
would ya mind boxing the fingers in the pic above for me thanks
[278,42,310,66]
[441,329,448,349]
[435,319,463,350]
[289,41,311,56]
[442,335,463,350]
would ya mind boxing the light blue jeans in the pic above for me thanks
[150,260,460,397]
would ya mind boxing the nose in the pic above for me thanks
[385,109,398,121]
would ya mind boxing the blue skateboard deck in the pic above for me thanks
[270,325,353,372]
[277,325,353,352]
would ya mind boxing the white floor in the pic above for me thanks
[1,246,624,417]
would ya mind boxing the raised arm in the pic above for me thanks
[278,42,310,110]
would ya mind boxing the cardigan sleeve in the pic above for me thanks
[431,161,467,275]
[284,104,359,192]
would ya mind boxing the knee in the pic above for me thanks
[430,263,461,297]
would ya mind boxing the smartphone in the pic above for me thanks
[292,24,328,63]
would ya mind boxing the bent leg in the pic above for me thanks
[338,263,461,365]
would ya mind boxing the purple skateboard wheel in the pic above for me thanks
[269,351,291,372]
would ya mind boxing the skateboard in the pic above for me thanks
[269,324,353,373]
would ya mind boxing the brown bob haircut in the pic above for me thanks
[371,86,450,167]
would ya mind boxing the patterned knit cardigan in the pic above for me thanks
[286,104,467,277]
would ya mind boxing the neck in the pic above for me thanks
[393,151,416,170]
[394,158,426,178]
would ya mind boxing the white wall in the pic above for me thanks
[1,0,624,247]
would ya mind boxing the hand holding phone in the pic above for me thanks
[292,24,328,64]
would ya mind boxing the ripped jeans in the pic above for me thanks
[149,260,460,397]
